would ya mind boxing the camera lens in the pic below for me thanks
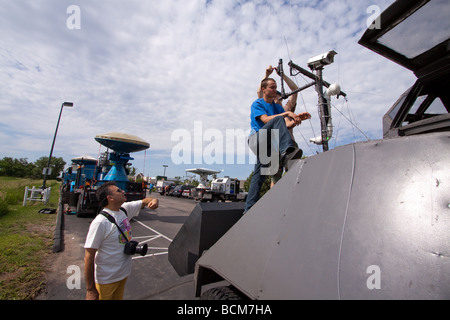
[136,243,148,256]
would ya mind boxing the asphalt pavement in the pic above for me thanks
[36,192,198,300]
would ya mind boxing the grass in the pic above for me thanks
[0,177,60,300]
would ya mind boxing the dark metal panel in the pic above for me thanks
[168,202,244,276]
[197,145,356,299]
[257,145,355,299]
[339,133,450,299]
[196,133,450,299]
[195,159,306,299]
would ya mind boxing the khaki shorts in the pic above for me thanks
[95,277,127,300]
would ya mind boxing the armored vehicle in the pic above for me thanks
[169,0,450,299]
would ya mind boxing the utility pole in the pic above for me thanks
[42,102,73,189]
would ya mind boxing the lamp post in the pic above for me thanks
[42,102,74,189]
[163,165,168,177]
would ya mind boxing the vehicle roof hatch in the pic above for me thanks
[359,0,450,76]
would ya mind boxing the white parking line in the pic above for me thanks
[130,218,173,260]
[132,252,168,260]
[132,218,173,242]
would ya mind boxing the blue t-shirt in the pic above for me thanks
[250,98,285,133]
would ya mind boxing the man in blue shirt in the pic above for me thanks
[245,77,310,212]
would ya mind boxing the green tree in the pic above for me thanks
[244,171,271,197]
[32,156,66,180]
[128,166,137,176]
[0,157,34,177]
[185,178,199,187]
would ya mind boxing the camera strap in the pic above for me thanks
[100,208,129,242]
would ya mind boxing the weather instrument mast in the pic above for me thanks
[277,52,346,152]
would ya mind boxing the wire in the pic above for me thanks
[330,100,371,141]
[283,36,320,154]
[283,36,292,62]
[282,37,370,155]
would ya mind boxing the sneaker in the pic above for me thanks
[281,147,303,171]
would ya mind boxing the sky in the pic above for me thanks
[0,0,417,181]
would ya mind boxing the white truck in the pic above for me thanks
[156,180,174,195]
[201,176,247,202]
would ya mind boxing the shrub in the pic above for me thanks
[0,199,9,218]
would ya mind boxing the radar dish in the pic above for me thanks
[95,132,150,154]
[71,155,97,164]
[185,168,221,175]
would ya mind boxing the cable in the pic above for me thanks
[330,100,371,141]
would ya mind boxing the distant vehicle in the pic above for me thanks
[182,187,195,199]
[202,177,246,202]
[165,185,176,196]
[61,132,149,217]
[156,180,174,195]
[172,185,195,198]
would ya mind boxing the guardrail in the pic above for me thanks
[23,186,51,205]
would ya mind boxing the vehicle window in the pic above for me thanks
[388,94,408,120]
[377,0,450,59]
[402,95,448,126]
[427,97,447,114]
[408,95,427,115]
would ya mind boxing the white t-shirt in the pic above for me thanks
[84,200,143,284]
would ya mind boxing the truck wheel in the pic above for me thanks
[200,286,245,300]
[76,193,85,217]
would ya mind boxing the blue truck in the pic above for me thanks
[61,132,150,217]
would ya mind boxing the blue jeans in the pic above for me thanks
[245,116,296,212]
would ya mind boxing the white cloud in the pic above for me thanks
[0,0,417,179]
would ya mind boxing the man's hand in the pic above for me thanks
[298,112,311,121]
[265,65,274,78]
[86,288,99,300]
[142,197,159,210]
[284,111,302,128]
[84,248,99,300]
[284,111,311,128]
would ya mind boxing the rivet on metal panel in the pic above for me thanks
[431,251,445,258]
[257,289,263,299]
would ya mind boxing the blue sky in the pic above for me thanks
[0,0,416,180]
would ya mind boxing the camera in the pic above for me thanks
[124,240,148,256]
[307,50,337,70]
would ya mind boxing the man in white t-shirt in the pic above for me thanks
[84,181,159,300]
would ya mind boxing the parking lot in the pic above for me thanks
[37,192,198,300]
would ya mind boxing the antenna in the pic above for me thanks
[275,54,347,152]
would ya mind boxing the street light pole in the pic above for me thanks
[42,102,73,189]
[163,165,168,177]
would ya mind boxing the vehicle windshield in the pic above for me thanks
[212,183,224,191]
[385,72,450,136]
[377,0,450,59]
